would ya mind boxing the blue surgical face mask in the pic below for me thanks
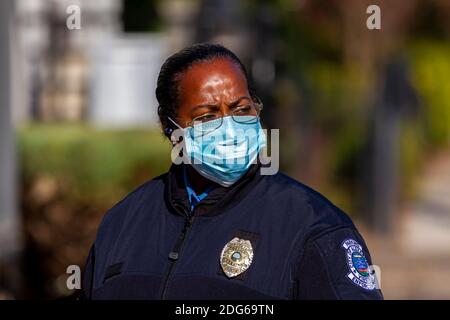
[169,115,266,187]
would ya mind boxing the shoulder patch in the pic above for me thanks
[341,238,376,290]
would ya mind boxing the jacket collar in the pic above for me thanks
[164,163,263,218]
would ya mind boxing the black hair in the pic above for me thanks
[156,43,258,137]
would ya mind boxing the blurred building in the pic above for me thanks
[13,0,176,128]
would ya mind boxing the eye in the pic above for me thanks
[233,105,253,115]
[193,113,219,123]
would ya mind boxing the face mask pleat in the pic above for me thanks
[182,116,266,187]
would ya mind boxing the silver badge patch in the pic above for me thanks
[220,237,254,278]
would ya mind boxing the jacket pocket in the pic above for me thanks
[103,262,124,283]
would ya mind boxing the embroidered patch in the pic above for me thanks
[341,239,376,290]
[220,237,254,278]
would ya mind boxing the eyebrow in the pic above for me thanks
[226,96,252,108]
[190,96,251,112]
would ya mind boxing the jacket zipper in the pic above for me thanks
[160,211,195,299]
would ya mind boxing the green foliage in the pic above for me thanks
[399,121,425,199]
[18,124,171,206]
[410,41,450,146]
[307,62,369,125]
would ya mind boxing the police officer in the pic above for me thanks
[81,43,383,300]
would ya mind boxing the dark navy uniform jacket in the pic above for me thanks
[81,164,383,300]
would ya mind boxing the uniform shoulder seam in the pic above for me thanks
[307,225,357,244]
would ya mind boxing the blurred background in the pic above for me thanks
[1,0,450,299]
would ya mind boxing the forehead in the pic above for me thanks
[176,57,249,106]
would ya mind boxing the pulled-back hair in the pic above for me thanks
[156,43,257,137]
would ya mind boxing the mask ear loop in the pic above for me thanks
[167,117,184,146]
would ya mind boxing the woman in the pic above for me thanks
[81,43,383,300]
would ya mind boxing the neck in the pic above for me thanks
[186,165,214,194]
